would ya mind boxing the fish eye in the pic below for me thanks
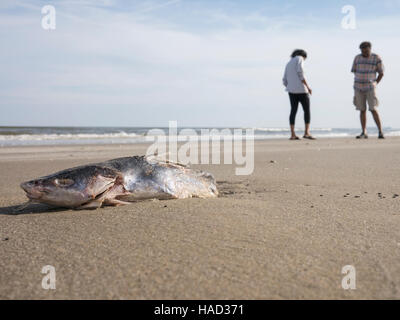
[54,178,74,187]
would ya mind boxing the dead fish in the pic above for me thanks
[20,155,218,210]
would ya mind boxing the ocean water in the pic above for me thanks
[0,126,399,147]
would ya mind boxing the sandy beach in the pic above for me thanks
[1,138,400,299]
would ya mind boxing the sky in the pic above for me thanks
[1,0,400,128]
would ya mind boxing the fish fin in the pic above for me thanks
[145,153,188,168]
[103,198,132,207]
[75,199,104,210]
[145,151,170,160]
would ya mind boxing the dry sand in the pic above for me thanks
[1,138,400,299]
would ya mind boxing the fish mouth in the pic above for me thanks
[22,189,43,200]
[24,192,42,200]
[20,182,49,200]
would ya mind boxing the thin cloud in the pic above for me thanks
[138,0,182,13]
[0,1,399,127]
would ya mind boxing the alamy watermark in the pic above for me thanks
[40,4,356,31]
[41,5,56,30]
[341,265,356,290]
[341,5,356,29]
[145,121,254,175]
[41,265,56,290]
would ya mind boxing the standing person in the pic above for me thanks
[283,49,315,140]
[351,41,385,139]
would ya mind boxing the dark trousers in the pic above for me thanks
[289,93,310,125]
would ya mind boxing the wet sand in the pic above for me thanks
[1,138,400,299]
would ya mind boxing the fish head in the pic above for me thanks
[20,166,119,208]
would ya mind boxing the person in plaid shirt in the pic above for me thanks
[351,41,385,139]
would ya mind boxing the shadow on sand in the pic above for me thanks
[0,203,68,215]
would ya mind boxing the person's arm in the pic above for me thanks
[296,58,312,95]
[283,69,288,87]
[302,79,312,95]
[351,57,357,73]
[376,56,384,84]
[376,72,384,84]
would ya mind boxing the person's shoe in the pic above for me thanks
[289,136,300,140]
[356,133,368,139]
[303,135,316,140]
[378,132,385,139]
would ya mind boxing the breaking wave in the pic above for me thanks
[0,127,398,146]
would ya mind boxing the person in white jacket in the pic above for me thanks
[283,49,315,140]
